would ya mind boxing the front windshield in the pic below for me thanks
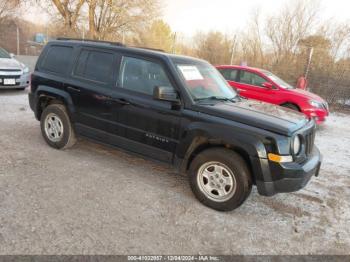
[0,47,11,59]
[175,61,237,101]
[262,70,294,89]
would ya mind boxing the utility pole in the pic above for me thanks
[46,26,49,43]
[230,36,237,65]
[304,47,314,79]
[16,26,20,55]
[172,32,177,54]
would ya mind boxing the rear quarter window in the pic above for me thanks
[40,45,73,75]
[74,49,115,84]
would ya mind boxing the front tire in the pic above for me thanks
[189,148,252,211]
[40,104,77,149]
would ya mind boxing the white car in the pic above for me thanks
[0,47,30,90]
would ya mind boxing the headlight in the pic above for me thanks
[293,135,301,155]
[23,67,29,73]
[309,100,322,108]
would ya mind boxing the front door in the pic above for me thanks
[236,70,277,103]
[108,55,182,163]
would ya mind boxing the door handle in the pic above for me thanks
[108,97,130,105]
[115,98,130,105]
[67,86,80,92]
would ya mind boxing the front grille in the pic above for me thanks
[0,69,21,72]
[0,69,23,76]
[305,129,315,156]
[0,75,21,86]
[0,75,20,78]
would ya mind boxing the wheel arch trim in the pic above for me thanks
[34,85,75,120]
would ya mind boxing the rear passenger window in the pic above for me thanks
[41,45,73,74]
[119,56,174,95]
[218,69,238,81]
[74,49,115,84]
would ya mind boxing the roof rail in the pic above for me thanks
[131,46,165,52]
[56,37,125,47]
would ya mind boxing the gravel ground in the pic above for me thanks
[0,90,349,255]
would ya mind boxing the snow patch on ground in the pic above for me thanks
[0,91,349,255]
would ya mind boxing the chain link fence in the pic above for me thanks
[243,46,350,112]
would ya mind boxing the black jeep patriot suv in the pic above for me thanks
[28,38,322,211]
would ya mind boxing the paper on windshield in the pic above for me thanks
[178,65,203,81]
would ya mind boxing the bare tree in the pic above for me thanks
[47,0,85,34]
[265,0,320,63]
[86,0,160,40]
[237,8,266,67]
[0,0,21,24]
[318,21,350,60]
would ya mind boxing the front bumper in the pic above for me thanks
[256,146,322,196]
[303,108,329,124]
[0,73,30,89]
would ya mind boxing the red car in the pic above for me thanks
[216,65,329,123]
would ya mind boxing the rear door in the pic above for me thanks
[217,68,243,92]
[66,47,120,138]
[108,55,182,163]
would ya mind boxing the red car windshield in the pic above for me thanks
[176,62,237,101]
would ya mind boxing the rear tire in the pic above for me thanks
[282,103,300,111]
[189,148,252,211]
[40,104,77,149]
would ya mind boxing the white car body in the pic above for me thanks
[0,48,30,90]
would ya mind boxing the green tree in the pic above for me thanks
[136,19,174,52]
[194,31,234,64]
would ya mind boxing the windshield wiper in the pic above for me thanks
[194,96,238,103]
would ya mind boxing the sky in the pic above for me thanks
[162,0,350,36]
[24,0,350,37]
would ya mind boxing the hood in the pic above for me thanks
[288,88,325,102]
[195,99,308,136]
[0,58,24,70]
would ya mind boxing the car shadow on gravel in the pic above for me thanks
[72,137,194,198]
[62,136,321,217]
[0,89,28,96]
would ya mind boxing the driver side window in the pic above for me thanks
[118,56,174,96]
[240,71,267,88]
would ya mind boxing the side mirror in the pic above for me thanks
[9,53,15,58]
[153,86,179,103]
[261,82,273,89]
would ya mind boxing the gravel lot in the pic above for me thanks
[0,90,349,255]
